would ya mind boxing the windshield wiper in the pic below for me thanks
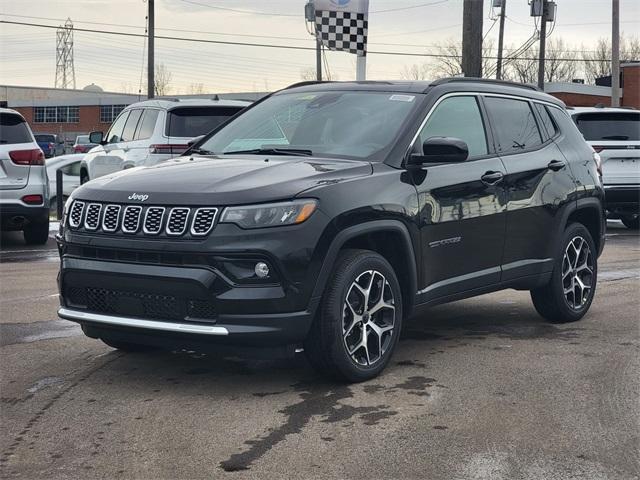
[223,147,313,157]
[189,147,215,155]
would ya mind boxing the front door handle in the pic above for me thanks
[481,171,504,185]
[547,159,566,171]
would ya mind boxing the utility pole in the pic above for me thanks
[147,0,155,99]
[537,0,547,90]
[462,0,484,78]
[496,0,507,80]
[611,0,620,107]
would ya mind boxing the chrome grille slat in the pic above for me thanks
[191,208,218,236]
[102,205,121,232]
[166,208,190,236]
[68,200,85,228]
[143,207,166,235]
[122,206,143,234]
[84,203,103,231]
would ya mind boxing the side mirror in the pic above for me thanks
[89,131,104,145]
[407,137,469,166]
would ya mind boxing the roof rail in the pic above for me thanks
[284,80,334,90]
[429,77,541,92]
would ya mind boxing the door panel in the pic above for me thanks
[411,95,507,301]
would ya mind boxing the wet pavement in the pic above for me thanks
[0,223,638,479]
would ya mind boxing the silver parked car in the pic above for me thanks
[0,108,50,245]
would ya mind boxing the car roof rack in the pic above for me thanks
[429,77,541,92]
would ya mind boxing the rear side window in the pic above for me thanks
[135,109,160,140]
[0,113,32,144]
[533,103,558,139]
[573,112,640,141]
[166,107,243,137]
[417,96,488,158]
[121,109,143,142]
[484,97,543,154]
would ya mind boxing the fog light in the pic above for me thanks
[255,262,270,278]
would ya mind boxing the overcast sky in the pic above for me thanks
[1,0,639,94]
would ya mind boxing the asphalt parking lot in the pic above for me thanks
[1,223,638,480]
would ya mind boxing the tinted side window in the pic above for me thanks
[136,109,160,140]
[0,113,32,144]
[484,97,542,154]
[418,96,488,157]
[121,109,143,142]
[106,111,130,144]
[534,103,558,139]
[166,107,243,137]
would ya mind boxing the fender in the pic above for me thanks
[310,219,418,315]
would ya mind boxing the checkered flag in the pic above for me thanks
[315,9,368,57]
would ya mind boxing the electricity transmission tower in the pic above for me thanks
[55,18,76,89]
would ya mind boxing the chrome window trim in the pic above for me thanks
[165,207,190,236]
[84,203,103,231]
[121,205,143,234]
[101,204,121,232]
[190,207,218,236]
[143,206,166,235]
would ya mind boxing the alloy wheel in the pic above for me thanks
[562,236,594,310]
[342,270,396,367]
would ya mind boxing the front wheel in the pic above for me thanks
[621,215,639,230]
[531,223,597,323]
[304,249,403,382]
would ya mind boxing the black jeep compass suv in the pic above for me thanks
[57,79,605,382]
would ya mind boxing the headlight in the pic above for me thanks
[220,199,317,229]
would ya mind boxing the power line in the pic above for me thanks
[0,20,622,63]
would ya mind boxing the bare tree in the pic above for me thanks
[400,63,430,80]
[582,35,640,83]
[426,38,496,79]
[544,38,577,82]
[154,63,172,96]
[187,82,206,94]
[300,67,317,81]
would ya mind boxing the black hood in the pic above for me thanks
[75,155,373,205]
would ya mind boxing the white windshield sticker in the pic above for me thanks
[389,94,415,102]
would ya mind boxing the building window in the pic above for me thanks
[100,104,126,123]
[33,106,80,123]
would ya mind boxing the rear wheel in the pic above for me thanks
[23,220,49,245]
[621,215,639,230]
[531,223,597,323]
[304,249,403,382]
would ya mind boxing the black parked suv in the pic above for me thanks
[57,79,605,381]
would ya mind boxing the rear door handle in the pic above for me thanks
[481,171,504,185]
[547,159,566,171]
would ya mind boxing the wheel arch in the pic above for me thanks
[311,220,418,317]
[564,198,605,256]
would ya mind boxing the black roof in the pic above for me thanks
[279,77,565,107]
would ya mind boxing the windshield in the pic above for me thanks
[76,135,91,144]
[198,91,420,160]
[574,112,640,141]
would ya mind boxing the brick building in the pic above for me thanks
[545,62,639,108]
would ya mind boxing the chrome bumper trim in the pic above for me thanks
[58,307,229,336]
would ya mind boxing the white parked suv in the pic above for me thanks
[80,98,250,183]
[0,108,50,244]
[570,107,640,229]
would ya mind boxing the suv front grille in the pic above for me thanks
[65,286,217,322]
[66,200,219,238]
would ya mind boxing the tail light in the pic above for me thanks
[73,145,83,153]
[9,149,45,165]
[22,194,43,205]
[149,144,189,155]
[592,146,604,153]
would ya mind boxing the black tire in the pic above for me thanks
[23,221,49,245]
[621,215,639,230]
[531,223,597,323]
[101,337,156,352]
[304,249,403,382]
